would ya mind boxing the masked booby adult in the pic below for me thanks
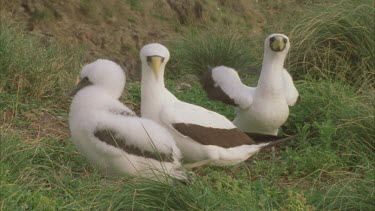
[68,59,187,182]
[140,43,292,167]
[201,34,299,136]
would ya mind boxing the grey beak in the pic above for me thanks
[67,77,92,97]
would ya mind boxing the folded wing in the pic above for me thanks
[160,101,257,147]
[94,115,179,162]
[282,68,299,106]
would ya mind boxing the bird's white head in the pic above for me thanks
[264,34,290,57]
[70,59,126,99]
[140,43,170,81]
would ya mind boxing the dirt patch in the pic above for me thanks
[2,0,265,80]
[27,109,70,141]
[1,107,70,142]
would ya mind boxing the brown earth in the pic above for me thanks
[1,0,269,79]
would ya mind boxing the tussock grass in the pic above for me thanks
[287,80,374,169]
[288,0,375,88]
[250,80,374,210]
[2,80,374,210]
[167,27,262,78]
[0,131,203,210]
[0,22,82,102]
[168,1,374,89]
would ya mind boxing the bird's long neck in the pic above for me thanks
[256,52,285,97]
[141,64,166,120]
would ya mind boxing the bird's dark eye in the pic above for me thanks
[269,36,276,43]
[82,77,90,82]
[146,56,164,63]
[283,38,288,44]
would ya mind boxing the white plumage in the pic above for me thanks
[202,34,299,135]
[140,43,288,168]
[68,59,187,182]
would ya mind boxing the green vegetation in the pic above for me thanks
[2,78,373,210]
[167,27,261,78]
[169,0,374,89]
[1,0,374,210]
[0,23,81,103]
[29,9,57,22]
[126,0,144,12]
[288,1,375,88]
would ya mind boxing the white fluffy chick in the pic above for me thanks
[69,59,188,183]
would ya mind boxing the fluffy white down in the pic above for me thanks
[69,59,186,182]
[80,59,125,99]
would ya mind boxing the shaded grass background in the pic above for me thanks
[288,1,375,88]
[167,27,262,79]
[0,22,82,102]
[1,0,374,210]
[167,0,374,89]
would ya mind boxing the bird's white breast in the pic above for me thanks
[234,95,289,135]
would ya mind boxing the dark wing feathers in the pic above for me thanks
[200,68,238,106]
[94,129,174,162]
[244,132,286,143]
[172,123,296,149]
[259,135,297,150]
[172,123,256,148]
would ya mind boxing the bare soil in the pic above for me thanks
[1,0,266,79]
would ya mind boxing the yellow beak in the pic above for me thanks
[149,56,163,79]
[270,36,286,52]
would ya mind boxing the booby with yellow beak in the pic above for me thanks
[140,43,292,167]
[201,34,299,136]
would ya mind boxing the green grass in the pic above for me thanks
[168,0,374,89]
[126,0,144,13]
[0,22,82,103]
[167,27,262,79]
[1,1,374,210]
[29,9,57,22]
[288,0,375,88]
[2,79,374,210]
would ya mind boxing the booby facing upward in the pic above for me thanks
[201,34,299,135]
[68,59,187,182]
[140,43,291,167]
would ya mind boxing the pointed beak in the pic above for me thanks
[67,77,92,97]
[270,36,287,52]
[147,56,164,79]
